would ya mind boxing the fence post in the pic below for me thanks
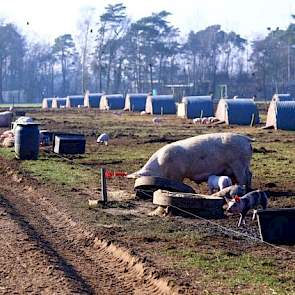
[100,167,108,203]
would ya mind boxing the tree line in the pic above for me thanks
[1,4,295,103]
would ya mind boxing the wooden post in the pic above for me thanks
[100,167,108,203]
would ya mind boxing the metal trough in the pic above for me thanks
[134,176,195,199]
[153,189,224,219]
[257,208,295,245]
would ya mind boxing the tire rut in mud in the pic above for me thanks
[0,178,177,295]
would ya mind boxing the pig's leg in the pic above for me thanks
[230,162,250,191]
[252,209,257,221]
[238,212,247,227]
[237,214,243,227]
[245,167,252,192]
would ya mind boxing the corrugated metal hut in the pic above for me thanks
[124,94,148,111]
[66,95,84,108]
[84,91,103,108]
[145,95,176,115]
[215,98,259,125]
[272,93,293,101]
[99,94,125,110]
[177,96,214,119]
[266,101,295,130]
[42,98,53,109]
[52,98,67,109]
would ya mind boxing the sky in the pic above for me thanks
[1,0,295,42]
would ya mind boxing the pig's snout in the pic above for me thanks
[227,201,243,214]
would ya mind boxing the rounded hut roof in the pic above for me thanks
[125,93,148,111]
[101,94,125,110]
[272,93,293,101]
[216,98,259,125]
[146,95,176,115]
[181,96,214,119]
[266,101,295,130]
[182,96,212,103]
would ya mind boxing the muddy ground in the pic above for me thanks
[0,107,295,294]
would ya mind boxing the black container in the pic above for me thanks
[52,132,84,148]
[15,123,40,160]
[257,208,295,245]
[53,135,86,154]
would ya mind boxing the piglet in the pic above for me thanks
[208,175,232,194]
[152,117,162,124]
[212,184,245,201]
[193,118,201,125]
[227,190,269,227]
[97,133,110,145]
[201,117,209,125]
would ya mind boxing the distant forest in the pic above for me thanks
[1,3,295,102]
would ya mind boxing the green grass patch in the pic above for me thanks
[165,249,294,294]
[20,154,97,187]
[252,141,295,185]
[0,103,41,108]
[0,147,15,160]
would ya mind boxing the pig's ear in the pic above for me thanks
[126,171,140,178]
[234,195,241,202]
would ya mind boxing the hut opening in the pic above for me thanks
[99,94,125,110]
[145,95,177,115]
[124,94,148,111]
[66,95,84,108]
[42,98,53,109]
[177,96,214,119]
[84,92,103,108]
[215,98,259,125]
[266,101,295,130]
[52,98,67,109]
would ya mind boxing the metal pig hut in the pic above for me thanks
[124,94,148,111]
[215,98,260,125]
[42,98,53,109]
[177,96,214,119]
[145,95,177,115]
[272,93,293,101]
[66,95,84,108]
[84,92,103,108]
[52,98,67,109]
[265,101,295,130]
[99,94,125,110]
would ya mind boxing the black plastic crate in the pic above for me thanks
[53,135,86,154]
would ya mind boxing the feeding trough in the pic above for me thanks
[257,208,295,245]
[153,190,225,218]
[134,176,195,199]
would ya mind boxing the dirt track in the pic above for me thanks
[0,163,177,295]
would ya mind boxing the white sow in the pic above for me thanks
[128,132,254,191]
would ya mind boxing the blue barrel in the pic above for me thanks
[15,123,40,160]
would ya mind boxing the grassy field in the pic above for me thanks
[0,108,294,294]
[0,103,41,108]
